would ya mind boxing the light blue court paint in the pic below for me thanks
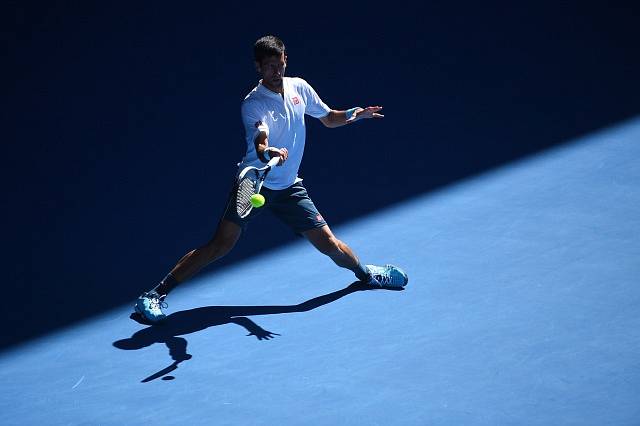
[1,118,639,425]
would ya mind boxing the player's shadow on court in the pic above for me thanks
[113,281,401,382]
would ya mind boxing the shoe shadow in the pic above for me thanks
[113,281,396,382]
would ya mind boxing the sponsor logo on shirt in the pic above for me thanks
[268,111,286,121]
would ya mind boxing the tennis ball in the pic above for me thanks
[250,193,265,208]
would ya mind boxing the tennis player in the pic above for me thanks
[135,35,408,323]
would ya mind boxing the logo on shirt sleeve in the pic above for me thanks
[292,96,300,105]
[254,120,263,128]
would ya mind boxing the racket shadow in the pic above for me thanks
[113,281,394,382]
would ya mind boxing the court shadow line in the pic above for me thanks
[113,281,400,382]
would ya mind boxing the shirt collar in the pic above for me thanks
[257,79,285,99]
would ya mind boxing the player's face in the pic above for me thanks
[256,53,287,93]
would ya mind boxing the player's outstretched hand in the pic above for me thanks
[347,106,384,123]
[247,329,281,340]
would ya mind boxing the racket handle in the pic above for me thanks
[267,156,280,168]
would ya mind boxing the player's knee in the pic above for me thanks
[216,237,237,258]
[204,235,237,260]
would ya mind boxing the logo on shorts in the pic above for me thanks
[292,96,300,105]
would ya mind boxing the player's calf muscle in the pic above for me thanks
[316,237,358,267]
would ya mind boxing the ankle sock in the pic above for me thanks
[354,262,371,282]
[153,273,179,297]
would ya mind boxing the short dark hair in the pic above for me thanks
[254,35,286,63]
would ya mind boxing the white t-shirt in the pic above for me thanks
[238,77,331,190]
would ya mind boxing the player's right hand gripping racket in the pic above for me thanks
[236,156,280,218]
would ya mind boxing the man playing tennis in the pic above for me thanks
[136,35,408,322]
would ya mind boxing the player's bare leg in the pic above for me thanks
[303,225,366,276]
[303,225,408,288]
[135,219,242,322]
[167,219,242,284]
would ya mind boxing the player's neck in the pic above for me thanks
[261,79,284,95]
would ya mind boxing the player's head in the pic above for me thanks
[254,35,287,93]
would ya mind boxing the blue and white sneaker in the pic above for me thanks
[135,291,168,323]
[366,264,409,288]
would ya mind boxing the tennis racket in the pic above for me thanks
[236,156,280,218]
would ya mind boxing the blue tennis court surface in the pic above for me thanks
[2,118,639,425]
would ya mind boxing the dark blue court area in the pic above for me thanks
[3,3,640,425]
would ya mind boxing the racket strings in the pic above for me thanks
[236,173,259,217]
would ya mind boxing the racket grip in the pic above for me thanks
[267,156,280,168]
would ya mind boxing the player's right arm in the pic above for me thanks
[254,131,288,165]
[241,101,287,165]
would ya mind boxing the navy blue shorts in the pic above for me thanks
[222,180,327,234]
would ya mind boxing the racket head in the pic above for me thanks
[236,167,260,218]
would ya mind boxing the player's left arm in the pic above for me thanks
[319,106,384,128]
